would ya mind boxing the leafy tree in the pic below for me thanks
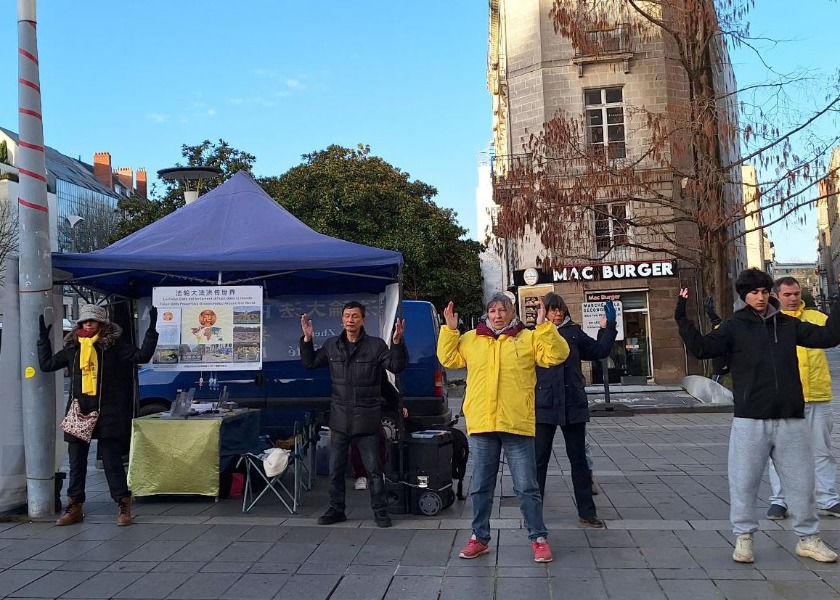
[260,144,484,316]
[491,0,840,318]
[112,139,256,241]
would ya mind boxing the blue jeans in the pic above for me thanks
[469,432,548,543]
[329,430,386,513]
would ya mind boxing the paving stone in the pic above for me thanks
[120,540,190,562]
[7,560,64,571]
[630,530,686,548]
[329,572,391,600]
[713,579,786,600]
[7,569,91,598]
[295,562,348,575]
[548,575,609,598]
[545,546,595,569]
[585,529,636,547]
[351,541,405,566]
[0,539,54,560]
[0,570,48,597]
[75,539,146,562]
[150,524,208,541]
[660,579,725,600]
[496,566,548,578]
[496,575,550,597]
[211,541,273,562]
[238,525,291,542]
[600,568,668,600]
[167,540,226,562]
[444,565,496,578]
[758,569,821,581]
[677,530,731,548]
[305,542,362,565]
[592,547,648,568]
[151,561,205,574]
[704,569,766,580]
[201,562,251,573]
[56,560,112,572]
[274,573,341,599]
[653,568,710,579]
[219,573,291,600]
[167,572,237,599]
[772,580,840,600]
[114,572,192,598]
[383,575,443,600]
[439,574,495,600]
[60,570,143,598]
[104,561,157,573]
[194,525,251,542]
[344,564,395,576]
[641,546,701,569]
[248,562,300,575]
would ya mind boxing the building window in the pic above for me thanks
[594,201,629,254]
[585,87,626,159]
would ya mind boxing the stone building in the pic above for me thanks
[817,146,840,301]
[483,0,742,384]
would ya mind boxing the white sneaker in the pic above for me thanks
[732,534,754,563]
[354,477,367,490]
[796,536,838,563]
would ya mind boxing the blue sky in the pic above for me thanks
[1,1,837,262]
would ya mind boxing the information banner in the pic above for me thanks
[581,300,624,341]
[151,286,263,371]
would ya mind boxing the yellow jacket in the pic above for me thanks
[437,321,569,436]
[783,301,833,402]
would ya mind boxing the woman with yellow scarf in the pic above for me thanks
[38,303,158,527]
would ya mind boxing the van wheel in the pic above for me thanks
[138,402,168,417]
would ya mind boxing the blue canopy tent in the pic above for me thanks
[51,171,403,298]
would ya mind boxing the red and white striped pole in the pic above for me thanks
[18,0,56,519]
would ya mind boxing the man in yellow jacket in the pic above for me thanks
[767,277,840,520]
[437,292,569,563]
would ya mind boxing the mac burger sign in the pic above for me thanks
[514,260,677,286]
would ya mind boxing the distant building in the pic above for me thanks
[742,165,774,275]
[476,145,503,304]
[484,0,742,385]
[773,262,820,305]
[0,126,145,318]
[817,146,840,301]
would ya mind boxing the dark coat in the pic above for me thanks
[300,327,406,436]
[536,319,617,426]
[677,297,840,419]
[38,322,158,442]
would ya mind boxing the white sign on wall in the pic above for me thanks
[581,300,624,342]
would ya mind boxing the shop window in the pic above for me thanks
[591,291,651,384]
[585,87,626,159]
[594,201,629,255]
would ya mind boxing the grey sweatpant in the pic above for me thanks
[729,417,819,538]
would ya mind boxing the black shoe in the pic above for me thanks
[819,503,840,518]
[766,504,788,520]
[579,515,605,528]
[317,508,347,525]
[374,510,392,528]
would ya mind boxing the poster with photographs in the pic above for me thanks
[517,284,555,328]
[151,286,263,371]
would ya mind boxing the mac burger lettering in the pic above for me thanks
[515,260,675,284]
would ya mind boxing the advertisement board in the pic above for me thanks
[581,300,624,341]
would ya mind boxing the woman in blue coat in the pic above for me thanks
[535,293,617,527]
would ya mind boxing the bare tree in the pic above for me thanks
[0,192,19,286]
[492,0,840,315]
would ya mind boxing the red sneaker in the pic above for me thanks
[532,537,553,562]
[459,536,490,559]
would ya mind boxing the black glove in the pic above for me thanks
[674,296,687,321]
[703,296,722,326]
[38,314,52,341]
[148,307,158,333]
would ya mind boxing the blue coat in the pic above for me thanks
[535,319,617,426]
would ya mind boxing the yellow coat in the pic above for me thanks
[783,302,833,402]
[437,321,569,436]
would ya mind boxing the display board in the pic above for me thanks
[151,286,263,371]
[516,284,555,328]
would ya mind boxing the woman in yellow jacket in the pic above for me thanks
[437,293,569,563]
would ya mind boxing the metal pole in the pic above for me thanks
[18,0,56,518]
[601,358,611,404]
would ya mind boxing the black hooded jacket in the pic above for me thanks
[300,327,406,436]
[676,297,840,419]
[38,322,158,441]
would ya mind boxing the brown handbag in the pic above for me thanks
[60,398,99,443]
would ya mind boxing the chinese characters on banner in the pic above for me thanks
[151,286,263,371]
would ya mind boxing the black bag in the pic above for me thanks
[449,426,469,500]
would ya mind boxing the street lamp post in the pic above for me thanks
[66,215,83,320]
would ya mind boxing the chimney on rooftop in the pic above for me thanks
[116,167,133,193]
[136,168,147,199]
[93,152,112,189]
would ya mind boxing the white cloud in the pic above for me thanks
[206,108,216,117]
[146,113,170,123]
[285,78,303,89]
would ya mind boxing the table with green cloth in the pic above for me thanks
[128,408,260,497]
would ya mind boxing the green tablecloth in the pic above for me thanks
[128,409,259,497]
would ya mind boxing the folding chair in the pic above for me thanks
[238,451,299,514]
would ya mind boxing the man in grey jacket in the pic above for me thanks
[301,301,406,527]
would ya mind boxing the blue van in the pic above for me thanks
[137,300,451,436]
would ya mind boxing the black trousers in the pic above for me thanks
[328,430,386,513]
[534,421,596,519]
[67,438,130,503]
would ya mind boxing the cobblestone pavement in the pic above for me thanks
[2,351,840,599]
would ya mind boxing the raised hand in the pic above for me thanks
[675,288,689,320]
[604,300,617,322]
[148,307,158,332]
[443,301,459,331]
[393,318,405,344]
[300,313,314,341]
[38,314,52,340]
[703,296,721,326]
[535,297,547,325]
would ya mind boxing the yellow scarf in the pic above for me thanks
[79,334,100,396]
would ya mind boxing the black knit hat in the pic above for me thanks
[735,268,774,300]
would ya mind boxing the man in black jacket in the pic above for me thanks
[301,301,406,527]
[676,268,840,564]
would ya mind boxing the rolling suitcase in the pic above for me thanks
[386,429,455,516]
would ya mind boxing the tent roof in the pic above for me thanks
[51,172,402,297]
